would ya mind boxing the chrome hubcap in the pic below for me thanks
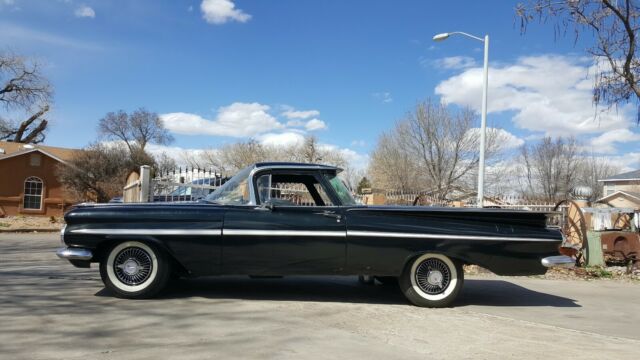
[415,258,451,295]
[122,259,140,276]
[427,270,444,288]
[114,247,153,285]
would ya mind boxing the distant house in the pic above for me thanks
[597,169,640,209]
[0,141,80,217]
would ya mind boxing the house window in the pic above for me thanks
[30,153,42,166]
[606,184,615,196]
[23,177,43,210]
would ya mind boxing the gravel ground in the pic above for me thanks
[1,233,639,360]
[0,216,63,231]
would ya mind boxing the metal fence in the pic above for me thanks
[152,167,226,202]
[123,165,227,203]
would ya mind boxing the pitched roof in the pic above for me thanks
[0,141,79,162]
[596,190,640,203]
[599,169,640,182]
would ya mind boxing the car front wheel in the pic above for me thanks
[99,241,171,299]
[399,253,463,308]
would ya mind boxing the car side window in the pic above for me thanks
[256,173,334,207]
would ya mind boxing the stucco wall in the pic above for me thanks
[0,152,74,217]
[603,180,640,196]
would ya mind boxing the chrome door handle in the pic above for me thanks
[316,211,342,221]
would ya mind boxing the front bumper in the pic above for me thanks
[541,255,575,268]
[56,247,93,261]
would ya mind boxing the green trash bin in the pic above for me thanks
[585,231,605,267]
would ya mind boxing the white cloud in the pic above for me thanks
[351,140,366,147]
[281,108,320,120]
[161,102,284,137]
[200,0,251,24]
[373,92,393,104]
[432,56,476,69]
[74,5,95,18]
[465,128,525,150]
[435,55,633,136]
[258,132,306,147]
[586,129,640,154]
[305,119,327,131]
[319,143,370,171]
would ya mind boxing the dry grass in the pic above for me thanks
[0,216,64,231]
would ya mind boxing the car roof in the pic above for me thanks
[253,162,341,172]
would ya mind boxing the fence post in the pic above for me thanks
[139,165,151,203]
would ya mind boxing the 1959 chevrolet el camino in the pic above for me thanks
[57,162,574,307]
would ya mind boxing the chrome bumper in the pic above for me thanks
[56,247,93,261]
[541,255,575,268]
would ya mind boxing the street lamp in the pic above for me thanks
[433,31,489,208]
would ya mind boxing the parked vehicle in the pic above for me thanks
[57,162,572,307]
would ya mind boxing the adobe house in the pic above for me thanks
[0,141,80,217]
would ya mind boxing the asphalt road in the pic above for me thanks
[1,233,639,359]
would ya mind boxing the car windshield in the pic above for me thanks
[325,173,356,206]
[205,166,253,205]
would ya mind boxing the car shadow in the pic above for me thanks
[95,276,580,308]
[457,279,580,308]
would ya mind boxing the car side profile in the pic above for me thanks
[57,162,573,307]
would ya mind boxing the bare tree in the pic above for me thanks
[369,130,423,192]
[576,153,622,200]
[0,52,52,143]
[182,136,347,174]
[98,108,174,153]
[518,137,582,201]
[516,0,640,116]
[57,143,156,203]
[369,100,506,199]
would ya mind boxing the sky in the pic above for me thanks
[1,0,639,171]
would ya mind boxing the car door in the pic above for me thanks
[221,170,347,275]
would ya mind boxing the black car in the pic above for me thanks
[57,162,572,307]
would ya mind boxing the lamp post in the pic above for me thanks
[433,32,489,208]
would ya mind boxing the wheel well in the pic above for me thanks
[93,238,189,275]
[402,252,466,274]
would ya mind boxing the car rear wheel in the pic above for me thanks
[99,241,171,299]
[399,253,463,308]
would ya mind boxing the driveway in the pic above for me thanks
[1,233,638,359]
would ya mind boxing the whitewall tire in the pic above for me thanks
[399,253,463,308]
[100,241,171,299]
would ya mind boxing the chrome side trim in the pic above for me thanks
[347,230,560,242]
[541,255,575,268]
[223,229,346,237]
[70,229,222,236]
[56,247,93,261]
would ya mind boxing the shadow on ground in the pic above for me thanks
[95,276,580,308]
[458,279,580,307]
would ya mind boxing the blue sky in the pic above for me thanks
[1,0,639,170]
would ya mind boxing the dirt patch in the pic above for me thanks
[0,216,64,231]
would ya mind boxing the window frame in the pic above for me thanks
[252,169,342,207]
[23,176,44,211]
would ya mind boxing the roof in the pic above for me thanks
[254,162,341,170]
[0,141,79,163]
[596,190,640,203]
[599,169,640,182]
